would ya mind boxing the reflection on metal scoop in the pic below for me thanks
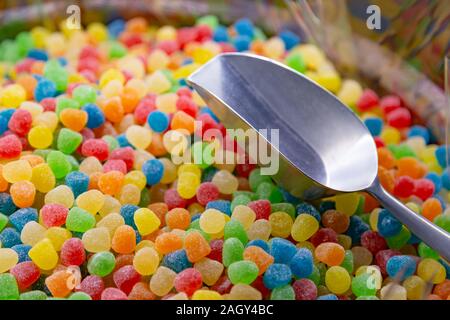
[187,53,450,261]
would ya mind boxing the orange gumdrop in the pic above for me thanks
[60,109,88,132]
[154,232,183,254]
[112,225,136,254]
[126,17,148,33]
[21,154,45,167]
[10,181,36,208]
[103,97,124,123]
[427,294,442,300]
[433,280,450,300]
[45,270,72,298]
[121,86,140,113]
[422,198,443,221]
[362,192,379,212]
[128,282,156,300]
[170,111,195,134]
[148,202,168,227]
[0,165,9,192]
[377,147,395,169]
[165,208,191,230]
[147,134,167,157]
[88,171,102,190]
[396,157,426,179]
[16,74,37,99]
[98,171,124,195]
[250,40,265,55]
[378,166,395,193]
[31,61,45,75]
[315,242,345,266]
[184,231,211,263]
[243,245,274,275]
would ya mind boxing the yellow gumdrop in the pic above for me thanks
[45,227,72,251]
[325,266,351,295]
[231,205,256,230]
[200,209,226,234]
[82,227,111,252]
[335,193,360,216]
[403,275,426,300]
[417,258,446,284]
[159,158,177,184]
[124,170,147,190]
[3,160,32,183]
[99,69,125,88]
[44,185,74,208]
[31,163,56,193]
[380,126,401,145]
[337,79,363,108]
[20,221,47,246]
[177,172,200,199]
[76,189,105,215]
[20,101,43,119]
[145,71,172,94]
[98,196,122,218]
[29,238,58,270]
[147,49,170,71]
[156,93,178,113]
[369,208,380,231]
[125,125,153,149]
[133,247,159,275]
[0,84,26,108]
[33,111,59,132]
[0,248,19,273]
[291,214,319,242]
[28,125,53,149]
[269,211,294,238]
[156,26,177,41]
[118,184,141,205]
[192,290,222,300]
[134,208,161,236]
[87,22,108,43]
[97,213,125,236]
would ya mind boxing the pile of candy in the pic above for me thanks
[0,15,449,300]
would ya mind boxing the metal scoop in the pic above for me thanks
[187,53,450,261]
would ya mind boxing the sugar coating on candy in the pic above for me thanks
[0,15,447,301]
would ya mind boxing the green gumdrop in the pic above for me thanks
[285,52,306,73]
[231,194,251,211]
[196,15,219,29]
[254,28,267,41]
[224,220,248,245]
[418,242,440,260]
[228,260,259,284]
[387,144,416,159]
[434,213,450,232]
[317,263,327,285]
[139,189,151,207]
[256,182,283,203]
[109,41,127,59]
[190,141,211,169]
[66,207,96,232]
[44,60,68,91]
[340,250,354,274]
[351,273,377,297]
[233,191,258,201]
[20,290,48,300]
[16,32,33,57]
[47,150,72,179]
[87,251,116,277]
[386,226,411,249]
[271,203,296,219]
[222,237,244,267]
[307,265,321,285]
[0,274,19,300]
[249,168,272,191]
[55,97,80,116]
[72,85,97,106]
[2,40,19,63]
[68,292,92,300]
[0,213,8,232]
[270,285,295,300]
[356,295,379,300]
[57,128,83,154]
[33,149,51,160]
[103,135,119,151]
[359,213,371,226]
[355,195,365,215]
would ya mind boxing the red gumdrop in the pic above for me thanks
[79,45,101,60]
[10,261,41,290]
[113,265,141,295]
[120,33,143,48]
[156,40,179,55]
[293,279,317,300]
[310,228,338,247]
[60,238,86,266]
[195,113,221,138]
[174,268,203,296]
[77,275,104,300]
[251,276,271,299]
[41,204,69,227]
[101,287,128,300]
[247,200,271,220]
[196,182,220,206]
[386,108,411,128]
[103,159,127,174]
[164,189,187,209]
[374,137,385,148]
[380,95,401,114]
[357,89,379,111]
[177,28,198,48]
[360,231,387,254]
[235,154,257,178]
[81,139,109,161]
[16,58,35,74]
[134,95,156,124]
[176,87,192,98]
[207,239,223,262]
[196,25,213,42]
[220,42,236,53]
[40,97,56,112]
[413,178,435,201]
[0,134,23,159]
[375,249,401,276]
[176,96,198,118]
[77,57,100,74]
[8,109,32,136]
[80,69,97,83]
[393,176,415,198]
[109,147,135,171]
[211,275,232,294]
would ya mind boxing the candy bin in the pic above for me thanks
[0,0,449,302]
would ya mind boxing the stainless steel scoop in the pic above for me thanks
[187,53,450,261]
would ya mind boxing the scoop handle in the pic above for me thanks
[367,179,450,262]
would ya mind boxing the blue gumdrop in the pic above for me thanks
[147,110,169,133]
[296,202,321,222]
[11,244,31,262]
[213,25,229,42]
[364,117,383,136]
[9,208,38,232]
[246,239,270,253]
[377,209,402,238]
[263,263,292,289]
[270,238,297,264]
[408,125,430,143]
[0,193,17,216]
[206,200,231,216]
[162,249,192,273]
[386,255,417,281]
[0,227,22,248]
[82,104,105,129]
[142,159,164,185]
[65,171,89,197]
[346,215,370,244]
[234,35,251,52]
[34,78,56,102]
[279,30,300,50]
[290,248,314,278]
[120,205,139,230]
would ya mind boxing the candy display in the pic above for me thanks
[0,14,449,301]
